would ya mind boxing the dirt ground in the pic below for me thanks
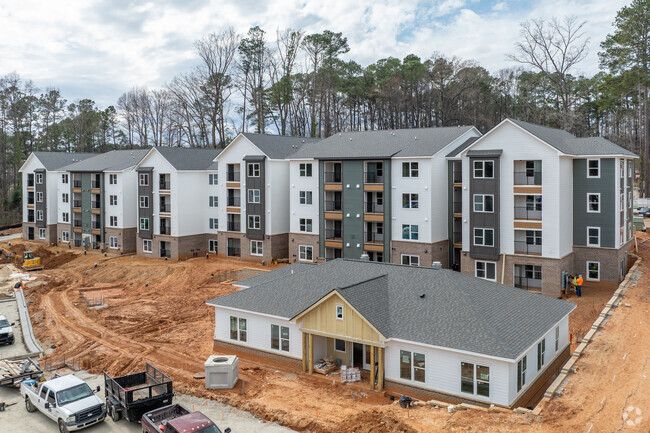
[2,235,648,432]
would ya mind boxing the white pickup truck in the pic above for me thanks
[21,375,107,433]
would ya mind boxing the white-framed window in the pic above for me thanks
[620,160,625,178]
[36,173,43,184]
[473,194,494,212]
[139,218,149,230]
[250,240,263,256]
[209,218,218,230]
[139,173,149,186]
[461,362,490,397]
[628,160,633,177]
[299,245,313,261]
[209,173,218,185]
[271,324,289,352]
[62,212,69,223]
[299,218,312,232]
[517,356,527,392]
[401,254,419,266]
[247,163,260,177]
[109,216,118,227]
[402,224,418,240]
[139,196,149,208]
[475,261,497,281]
[400,350,426,383]
[62,193,69,203]
[299,190,312,205]
[335,304,344,320]
[587,159,600,178]
[587,226,600,247]
[38,228,46,239]
[248,189,260,203]
[61,174,69,184]
[402,162,419,178]
[208,239,218,252]
[587,261,600,281]
[61,231,69,242]
[555,327,559,352]
[37,192,43,202]
[109,236,118,249]
[299,163,313,177]
[402,193,419,209]
[620,193,624,211]
[473,160,494,178]
[537,339,546,371]
[37,210,43,221]
[230,316,247,342]
[109,174,118,184]
[209,196,218,207]
[334,338,346,352]
[473,228,494,247]
[248,215,261,229]
[587,193,600,213]
[142,239,152,253]
[109,195,117,206]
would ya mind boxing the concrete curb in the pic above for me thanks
[15,289,43,356]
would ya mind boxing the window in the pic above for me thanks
[61,231,69,242]
[109,236,118,249]
[299,163,312,177]
[473,160,494,178]
[39,386,49,399]
[37,210,43,221]
[39,228,46,239]
[109,216,118,227]
[299,191,312,205]
[209,239,218,252]
[299,245,313,261]
[402,193,419,209]
[476,365,490,397]
[209,196,218,207]
[587,227,600,247]
[402,162,419,177]
[526,230,542,246]
[250,240,263,256]
[517,356,527,392]
[230,317,247,342]
[473,228,494,247]
[401,254,419,266]
[140,218,149,230]
[587,193,600,213]
[62,174,69,184]
[37,192,43,202]
[299,218,312,232]
[620,160,625,177]
[209,173,218,185]
[248,215,261,230]
[247,163,260,177]
[36,173,43,184]
[248,189,260,203]
[587,261,600,281]
[109,174,117,184]
[587,159,600,178]
[402,224,419,240]
[473,194,494,212]
[62,193,69,203]
[336,304,344,320]
[47,390,56,405]
[526,195,542,211]
[143,239,152,253]
[537,339,546,371]
[475,261,496,281]
[334,339,346,352]
[139,173,149,186]
[271,325,290,352]
[110,195,117,206]
[555,327,559,352]
[620,193,624,211]
[461,362,474,394]
[62,212,69,223]
[139,196,149,208]
[524,265,542,280]
[209,218,218,230]
[400,351,425,383]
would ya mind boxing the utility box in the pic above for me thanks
[204,355,238,389]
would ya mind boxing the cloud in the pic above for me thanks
[492,2,508,11]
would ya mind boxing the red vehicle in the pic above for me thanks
[141,404,230,433]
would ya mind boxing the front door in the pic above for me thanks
[352,343,363,369]
[27,227,34,240]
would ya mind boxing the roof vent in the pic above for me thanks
[420,293,425,298]
[414,136,418,140]
[349,137,352,141]
[432,261,442,270]
[360,253,370,261]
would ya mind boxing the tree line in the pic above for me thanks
[0,0,648,217]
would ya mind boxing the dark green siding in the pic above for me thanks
[342,160,364,259]
[382,161,391,257]
[573,158,615,247]
[447,160,454,265]
[319,161,325,258]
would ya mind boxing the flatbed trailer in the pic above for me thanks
[0,358,43,386]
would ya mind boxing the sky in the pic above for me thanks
[0,0,629,108]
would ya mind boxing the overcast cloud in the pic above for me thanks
[0,0,628,107]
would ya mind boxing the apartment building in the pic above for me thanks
[215,133,318,262]
[59,150,149,251]
[19,152,96,243]
[287,127,481,265]
[451,119,637,296]
[133,147,221,259]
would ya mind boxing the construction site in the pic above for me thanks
[0,231,647,433]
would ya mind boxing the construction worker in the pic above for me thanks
[576,274,584,297]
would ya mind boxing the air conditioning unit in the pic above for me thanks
[204,355,239,389]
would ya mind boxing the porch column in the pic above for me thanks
[369,345,375,390]
[302,333,308,373]
[377,347,384,392]
[308,333,314,374]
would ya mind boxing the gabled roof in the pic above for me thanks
[207,259,575,360]
[446,136,479,158]
[60,149,149,172]
[241,133,319,159]
[28,151,97,171]
[290,126,477,159]
[154,147,222,170]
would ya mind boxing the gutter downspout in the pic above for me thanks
[501,253,506,284]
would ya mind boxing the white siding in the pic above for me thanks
[289,159,319,235]
[21,156,45,223]
[56,171,70,224]
[558,157,574,256]
[391,158,434,243]
[267,159,291,235]
[176,171,208,236]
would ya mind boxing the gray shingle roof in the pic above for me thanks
[242,133,320,159]
[155,147,223,170]
[60,149,149,172]
[207,259,575,359]
[289,127,477,159]
[31,152,97,171]
[510,119,637,157]
[446,136,479,158]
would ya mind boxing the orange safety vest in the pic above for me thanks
[576,277,583,286]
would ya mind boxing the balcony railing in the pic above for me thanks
[73,180,82,188]
[159,203,171,212]
[364,171,384,184]
[514,241,542,255]
[227,196,241,207]
[325,249,342,261]
[453,231,462,244]
[73,220,82,228]
[92,221,101,229]
[514,206,542,220]
[91,201,101,209]
[227,247,241,257]
[324,171,342,183]
[324,200,342,212]
[159,180,170,190]
[364,232,384,244]
[160,249,171,258]
[74,239,82,247]
[27,179,34,187]
[27,198,34,205]
[73,200,82,208]
[27,216,35,223]
[514,276,543,291]
[513,171,542,185]
[364,201,384,213]
[325,229,342,240]
[226,171,240,182]
[91,180,101,188]
[227,222,241,231]
[160,225,171,235]
[453,201,462,214]
[452,170,462,184]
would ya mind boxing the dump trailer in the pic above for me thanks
[141,404,231,433]
[22,251,43,271]
[103,363,173,423]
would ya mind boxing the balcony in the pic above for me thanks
[27,216,35,223]
[364,171,384,184]
[159,180,170,190]
[514,276,542,291]
[364,201,384,213]
[452,169,462,184]
[27,178,34,187]
[160,225,171,235]
[27,198,34,205]
[227,221,241,231]
[73,220,82,228]
[74,239,82,247]
[227,196,241,207]
[160,249,171,258]
[324,171,342,183]
[91,201,101,210]
[514,241,542,255]
[226,171,240,182]
[324,200,342,212]
[453,231,462,245]
[364,232,384,244]
[227,247,241,257]
[325,248,342,261]
[91,180,101,188]
[73,200,82,208]
[325,229,342,241]
[73,180,82,188]
[514,206,542,220]
[513,171,542,185]
[91,221,101,229]
[453,201,462,214]
[159,203,171,213]
[91,242,100,250]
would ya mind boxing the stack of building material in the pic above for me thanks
[340,366,361,383]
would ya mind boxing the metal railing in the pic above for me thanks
[92,221,101,229]
[27,179,34,187]
[227,247,241,257]
[160,225,171,235]
[452,170,462,184]
[453,201,462,214]
[91,180,101,188]
[514,241,542,255]
[364,201,384,213]
[159,203,171,212]
[27,198,34,205]
[160,249,171,258]
[514,276,543,291]
[227,222,241,231]
[514,206,542,220]
[73,239,82,247]
[227,196,241,207]
[325,229,342,240]
[159,180,170,190]
[73,220,82,227]
[91,201,101,209]
[364,232,384,243]
[324,171,342,183]
[364,171,384,184]
[453,231,462,244]
[226,171,240,182]
[513,171,542,185]
[27,216,35,223]
[73,180,82,188]
[73,200,82,208]
[324,200,342,212]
